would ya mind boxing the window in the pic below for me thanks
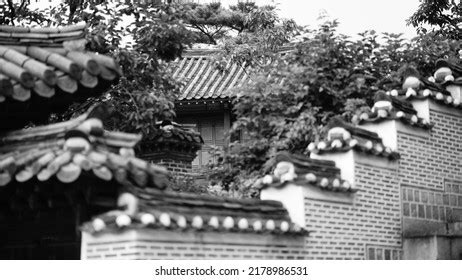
[177,114,225,171]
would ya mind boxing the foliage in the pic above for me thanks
[0,0,49,25]
[181,2,294,45]
[2,1,200,139]
[169,175,209,194]
[407,0,461,39]
[208,21,460,197]
[2,1,292,141]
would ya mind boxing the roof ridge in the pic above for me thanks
[0,107,168,188]
[0,106,142,148]
[182,48,223,57]
[134,187,284,207]
[0,22,86,34]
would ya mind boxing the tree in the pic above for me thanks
[208,21,460,198]
[0,0,49,25]
[1,1,201,140]
[2,1,290,142]
[407,0,461,39]
[181,2,294,45]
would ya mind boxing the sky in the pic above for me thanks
[28,0,423,39]
[220,0,422,38]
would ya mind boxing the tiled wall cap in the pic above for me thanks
[342,181,351,189]
[265,220,276,231]
[208,216,219,229]
[374,144,384,154]
[332,178,341,188]
[176,215,187,228]
[422,88,432,96]
[262,174,274,185]
[365,140,373,150]
[307,142,316,152]
[359,112,369,120]
[159,213,171,227]
[331,139,343,148]
[223,216,234,229]
[402,76,421,89]
[349,139,358,147]
[317,141,327,150]
[327,127,351,141]
[405,87,417,97]
[320,178,329,188]
[372,100,392,112]
[434,67,452,81]
[376,109,388,118]
[92,218,106,232]
[305,173,317,182]
[274,161,297,183]
[116,214,131,228]
[238,218,249,230]
[192,216,203,229]
[253,220,263,231]
[280,221,290,232]
[140,213,155,225]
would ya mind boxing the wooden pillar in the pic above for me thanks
[223,102,230,147]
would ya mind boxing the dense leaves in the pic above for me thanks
[2,1,200,139]
[182,2,294,45]
[407,0,461,39]
[208,21,460,197]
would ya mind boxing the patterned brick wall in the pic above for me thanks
[303,162,402,260]
[366,245,402,260]
[82,231,307,260]
[402,180,462,222]
[398,107,462,224]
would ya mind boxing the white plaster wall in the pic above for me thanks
[311,150,355,188]
[359,120,398,150]
[447,85,461,103]
[260,183,306,227]
[411,99,431,122]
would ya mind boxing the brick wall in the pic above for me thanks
[84,240,308,260]
[81,230,307,260]
[155,158,193,177]
[303,162,402,260]
[402,180,462,222]
[398,106,462,227]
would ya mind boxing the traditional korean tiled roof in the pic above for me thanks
[139,121,203,162]
[308,117,400,160]
[387,60,461,109]
[150,120,203,147]
[0,106,169,188]
[352,91,433,129]
[172,49,248,101]
[0,23,122,130]
[0,24,86,46]
[257,152,356,192]
[81,187,306,235]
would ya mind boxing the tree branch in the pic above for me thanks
[6,0,15,25]
[191,23,217,44]
[18,0,27,14]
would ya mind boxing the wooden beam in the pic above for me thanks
[223,108,231,147]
